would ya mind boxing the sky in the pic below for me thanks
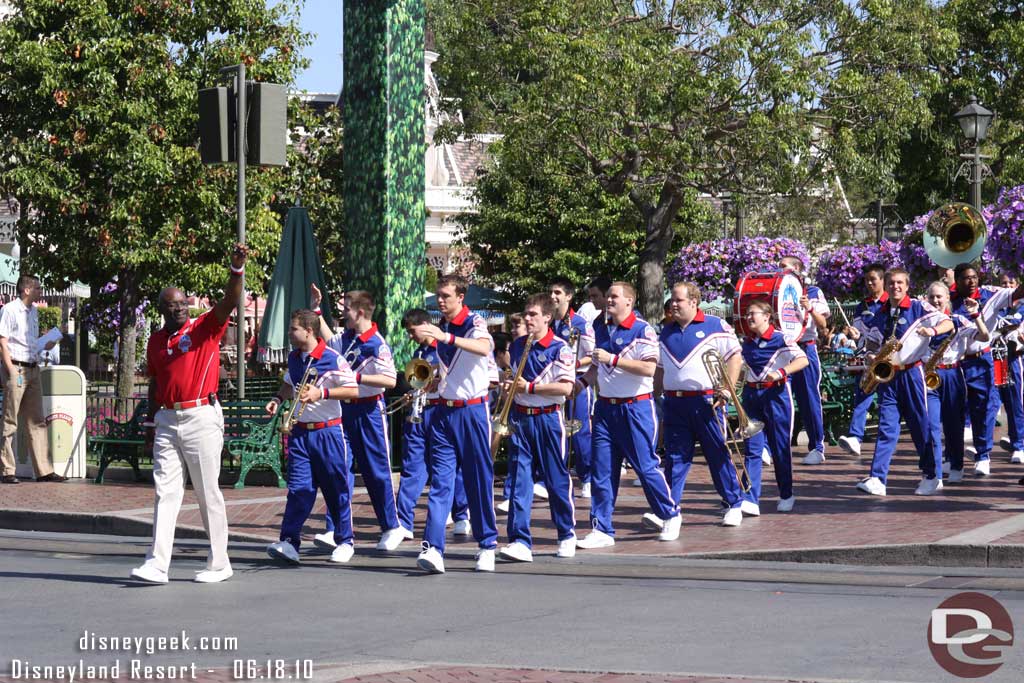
[293,2,343,94]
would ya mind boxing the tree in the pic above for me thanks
[0,0,309,397]
[893,0,1024,218]
[428,0,951,319]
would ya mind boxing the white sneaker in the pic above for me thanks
[1011,450,1024,464]
[942,460,951,474]
[580,482,591,498]
[975,459,991,476]
[445,513,454,526]
[722,507,743,527]
[838,435,861,456]
[499,541,533,562]
[267,541,300,565]
[329,543,355,563]
[740,500,761,517]
[313,531,337,550]
[533,482,549,500]
[416,543,444,574]
[915,478,944,496]
[452,519,472,536]
[399,526,415,540]
[496,499,510,513]
[376,527,406,551]
[803,449,825,465]
[194,566,233,583]
[1000,436,1013,453]
[475,548,496,572]
[966,445,978,459]
[640,512,665,531]
[576,529,615,549]
[856,476,887,496]
[948,469,964,483]
[761,447,772,465]
[556,535,577,558]
[130,564,168,584]
[658,514,682,541]
[776,496,795,512]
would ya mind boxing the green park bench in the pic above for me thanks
[227,400,288,489]
[218,376,282,402]
[91,400,148,484]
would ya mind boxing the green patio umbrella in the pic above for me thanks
[257,205,334,364]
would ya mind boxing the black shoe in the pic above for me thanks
[36,473,66,483]
[1,475,19,484]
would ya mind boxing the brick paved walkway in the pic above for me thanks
[3,431,1024,562]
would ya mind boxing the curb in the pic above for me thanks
[0,509,275,544]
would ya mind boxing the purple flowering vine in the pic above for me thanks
[667,237,810,300]
[985,185,1024,273]
[814,241,903,299]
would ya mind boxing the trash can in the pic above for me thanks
[12,365,88,479]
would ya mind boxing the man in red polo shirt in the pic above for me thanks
[130,244,247,585]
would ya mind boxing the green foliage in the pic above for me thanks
[428,0,949,316]
[37,305,61,332]
[0,0,310,391]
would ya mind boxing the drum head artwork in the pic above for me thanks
[733,271,806,344]
[774,272,804,344]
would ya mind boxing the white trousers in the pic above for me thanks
[144,404,229,573]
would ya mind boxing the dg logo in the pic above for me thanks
[928,592,1014,678]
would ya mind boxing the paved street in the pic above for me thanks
[2,530,1024,683]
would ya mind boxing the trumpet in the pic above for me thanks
[491,336,535,455]
[280,363,320,433]
[702,348,760,492]
[385,358,436,423]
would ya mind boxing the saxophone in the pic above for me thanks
[923,333,957,390]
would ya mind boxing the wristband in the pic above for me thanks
[575,359,582,370]
[528,381,536,394]
[610,354,620,368]
[355,372,362,384]
[313,307,322,316]
[779,369,788,382]
[320,387,328,401]
[447,333,456,345]
[230,264,244,275]
[970,312,980,320]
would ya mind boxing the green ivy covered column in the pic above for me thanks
[342,0,425,365]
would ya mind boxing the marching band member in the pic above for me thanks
[994,272,1024,464]
[311,287,404,551]
[499,294,577,562]
[265,310,359,565]
[923,282,987,484]
[779,256,830,465]
[655,282,750,525]
[393,309,471,540]
[950,265,1024,475]
[740,300,809,512]
[856,269,953,496]
[549,277,596,497]
[411,274,498,574]
[838,263,888,456]
[577,276,611,324]
[131,245,246,585]
[576,282,681,547]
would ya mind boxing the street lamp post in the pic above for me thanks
[953,95,994,212]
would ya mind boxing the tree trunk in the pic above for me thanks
[114,271,140,406]
[635,183,685,322]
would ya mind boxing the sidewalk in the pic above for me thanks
[2,432,1024,567]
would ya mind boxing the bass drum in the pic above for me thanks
[733,271,805,344]
[994,345,1012,387]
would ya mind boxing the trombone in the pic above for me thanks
[491,336,535,456]
[385,358,436,423]
[280,363,320,433]
[701,348,760,492]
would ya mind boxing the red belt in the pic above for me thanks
[513,404,560,415]
[746,379,785,390]
[161,397,212,410]
[598,393,653,405]
[428,396,488,408]
[665,390,714,398]
[936,363,959,370]
[798,340,816,346]
[295,417,343,431]
[342,395,383,405]
[963,348,991,360]
[892,361,923,371]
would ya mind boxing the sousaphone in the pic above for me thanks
[923,202,987,268]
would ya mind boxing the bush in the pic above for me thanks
[37,306,61,332]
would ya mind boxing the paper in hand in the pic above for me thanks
[39,327,63,347]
